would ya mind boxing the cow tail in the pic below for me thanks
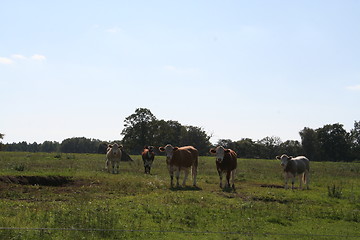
[303,172,307,184]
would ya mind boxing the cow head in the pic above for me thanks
[210,146,230,163]
[144,145,154,153]
[108,143,123,155]
[276,154,292,168]
[159,144,178,163]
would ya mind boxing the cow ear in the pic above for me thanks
[144,145,148,149]
[209,148,216,154]
[288,156,293,160]
[119,144,123,149]
[108,144,113,148]
[159,147,165,152]
[276,155,280,160]
[225,149,231,153]
[173,147,179,151]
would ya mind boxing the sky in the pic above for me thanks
[1,0,359,145]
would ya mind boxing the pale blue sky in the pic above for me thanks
[1,0,359,144]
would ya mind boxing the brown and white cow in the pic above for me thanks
[105,143,123,174]
[210,146,237,190]
[276,154,310,190]
[142,145,155,174]
[159,144,198,188]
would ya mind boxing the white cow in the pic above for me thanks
[276,154,310,190]
[106,143,123,174]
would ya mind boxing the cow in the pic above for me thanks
[210,146,237,190]
[159,144,198,188]
[105,143,123,174]
[276,154,310,190]
[142,145,155,174]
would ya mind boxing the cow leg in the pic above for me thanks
[116,161,120,174]
[170,175,174,188]
[182,168,189,186]
[218,170,223,188]
[175,167,180,187]
[192,165,197,187]
[231,170,236,190]
[284,172,289,189]
[291,175,295,190]
[169,168,174,188]
[299,173,304,190]
[105,159,109,172]
[226,171,231,188]
[111,161,115,174]
[305,170,310,190]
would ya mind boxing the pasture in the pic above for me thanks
[0,152,359,239]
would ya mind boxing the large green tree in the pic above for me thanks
[121,108,157,154]
[0,133,4,151]
[299,127,321,161]
[350,121,360,160]
[121,108,212,155]
[316,123,350,162]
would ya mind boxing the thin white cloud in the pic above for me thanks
[31,54,46,61]
[164,65,177,71]
[0,57,14,64]
[346,84,360,91]
[11,54,27,60]
[105,27,122,33]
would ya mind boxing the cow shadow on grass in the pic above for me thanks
[222,187,236,193]
[170,186,202,191]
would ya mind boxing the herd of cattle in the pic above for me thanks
[105,143,310,190]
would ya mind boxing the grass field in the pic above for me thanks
[0,151,359,239]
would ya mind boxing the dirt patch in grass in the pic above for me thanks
[0,175,73,186]
[260,184,284,189]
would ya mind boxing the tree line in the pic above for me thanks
[1,108,359,162]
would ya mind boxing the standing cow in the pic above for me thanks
[210,146,237,190]
[106,143,123,174]
[159,144,198,188]
[142,145,155,174]
[276,154,310,190]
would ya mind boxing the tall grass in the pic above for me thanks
[0,152,359,239]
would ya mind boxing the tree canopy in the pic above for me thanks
[121,108,212,155]
[1,110,359,161]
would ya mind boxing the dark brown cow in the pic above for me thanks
[159,144,198,188]
[210,146,237,190]
[142,146,155,174]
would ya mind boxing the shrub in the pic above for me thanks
[328,184,343,199]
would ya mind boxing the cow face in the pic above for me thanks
[210,146,230,163]
[147,145,154,153]
[108,143,123,155]
[159,144,178,163]
[276,154,292,168]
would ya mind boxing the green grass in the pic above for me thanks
[0,152,359,239]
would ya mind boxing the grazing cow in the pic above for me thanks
[210,146,237,190]
[142,145,155,174]
[105,143,123,174]
[276,154,310,190]
[159,144,198,188]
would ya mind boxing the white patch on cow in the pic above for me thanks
[106,143,122,174]
[276,154,310,190]
[214,146,225,163]
[162,144,174,161]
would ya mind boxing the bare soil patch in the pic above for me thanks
[0,175,73,186]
